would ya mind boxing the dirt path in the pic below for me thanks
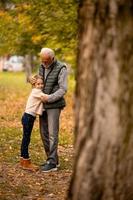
[0,146,73,200]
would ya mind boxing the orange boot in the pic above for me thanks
[20,158,38,172]
[20,157,23,166]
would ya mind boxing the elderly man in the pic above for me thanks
[38,48,67,172]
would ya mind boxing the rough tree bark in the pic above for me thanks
[67,0,133,200]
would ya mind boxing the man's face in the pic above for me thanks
[41,54,54,68]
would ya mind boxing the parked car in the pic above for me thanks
[3,56,24,72]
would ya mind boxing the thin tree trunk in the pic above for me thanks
[24,54,33,82]
[67,1,133,200]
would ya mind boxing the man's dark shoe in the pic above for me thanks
[40,161,60,168]
[41,163,57,172]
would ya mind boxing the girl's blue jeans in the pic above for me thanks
[21,113,36,159]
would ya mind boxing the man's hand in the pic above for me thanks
[41,94,49,102]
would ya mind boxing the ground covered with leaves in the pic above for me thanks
[0,72,75,200]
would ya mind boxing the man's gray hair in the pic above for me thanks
[39,48,55,59]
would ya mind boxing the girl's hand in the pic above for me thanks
[41,94,49,102]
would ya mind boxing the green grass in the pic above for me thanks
[0,127,44,164]
[0,71,29,87]
[0,71,75,95]
[67,73,76,93]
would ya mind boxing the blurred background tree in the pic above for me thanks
[0,0,78,75]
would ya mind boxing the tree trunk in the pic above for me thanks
[24,54,33,82]
[67,1,133,200]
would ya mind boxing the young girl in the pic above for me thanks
[20,75,45,172]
